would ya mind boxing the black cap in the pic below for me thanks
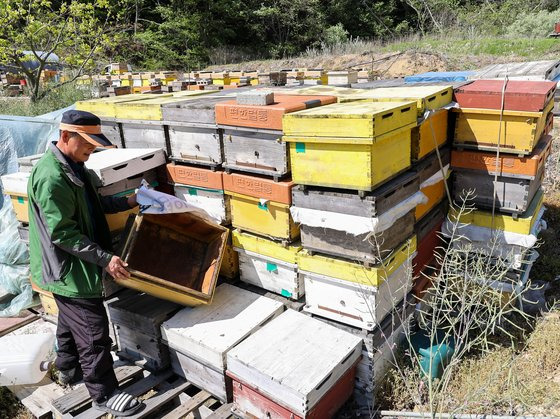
[60,109,114,148]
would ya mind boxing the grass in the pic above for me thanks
[0,83,94,117]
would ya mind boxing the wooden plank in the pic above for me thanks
[70,369,174,419]
[206,403,233,419]
[51,365,143,416]
[10,376,70,419]
[127,378,191,419]
[0,311,38,337]
[160,390,212,419]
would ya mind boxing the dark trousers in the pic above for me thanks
[53,294,118,401]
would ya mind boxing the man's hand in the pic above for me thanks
[105,255,131,280]
[127,193,138,208]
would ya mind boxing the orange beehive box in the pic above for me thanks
[215,94,337,131]
[223,172,294,205]
[451,134,552,179]
[166,163,224,190]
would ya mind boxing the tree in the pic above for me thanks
[0,0,120,102]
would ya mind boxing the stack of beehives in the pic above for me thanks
[277,84,453,411]
[448,79,555,301]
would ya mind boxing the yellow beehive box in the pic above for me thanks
[297,235,417,287]
[76,93,173,118]
[105,207,138,233]
[283,126,412,191]
[452,101,553,155]
[232,229,302,264]
[450,189,544,234]
[273,85,366,101]
[1,172,30,223]
[220,240,239,279]
[227,192,299,241]
[413,109,448,160]
[282,101,417,138]
[339,85,453,117]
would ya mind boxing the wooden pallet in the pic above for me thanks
[50,365,233,419]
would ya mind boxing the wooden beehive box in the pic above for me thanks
[76,93,172,118]
[119,212,229,306]
[233,230,304,299]
[412,147,450,220]
[413,202,446,278]
[227,309,362,418]
[454,80,556,112]
[85,148,166,187]
[216,94,336,131]
[302,253,414,330]
[339,85,453,117]
[97,169,157,197]
[412,108,449,161]
[222,127,289,177]
[291,170,419,263]
[99,118,122,147]
[173,184,231,225]
[451,134,552,180]
[120,121,167,150]
[450,188,544,235]
[452,101,552,155]
[161,283,284,402]
[17,153,43,173]
[108,292,180,371]
[1,172,30,224]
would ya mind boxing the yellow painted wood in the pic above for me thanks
[39,293,58,316]
[114,274,212,306]
[227,192,299,241]
[283,101,417,138]
[275,85,366,99]
[284,128,411,191]
[339,85,453,116]
[232,230,302,264]
[220,242,239,279]
[453,101,553,155]
[416,179,445,220]
[105,207,138,233]
[9,194,29,223]
[450,189,544,234]
[413,109,448,160]
[297,235,417,286]
[76,94,173,118]
[212,77,231,86]
[250,79,259,86]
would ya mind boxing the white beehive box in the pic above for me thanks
[226,309,362,416]
[161,283,284,401]
[173,184,231,225]
[97,169,158,196]
[1,172,30,196]
[302,255,414,330]
[85,148,166,186]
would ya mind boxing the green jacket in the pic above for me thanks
[28,143,129,298]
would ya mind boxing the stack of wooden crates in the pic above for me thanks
[448,79,555,301]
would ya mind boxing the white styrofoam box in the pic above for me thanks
[302,256,414,330]
[161,283,284,372]
[85,148,166,186]
[173,184,231,225]
[1,172,30,196]
[236,248,304,300]
[97,169,158,196]
[226,309,362,416]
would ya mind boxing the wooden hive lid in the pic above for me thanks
[161,283,283,370]
[166,163,224,190]
[226,309,362,415]
[223,172,294,204]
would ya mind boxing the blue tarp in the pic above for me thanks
[405,71,477,83]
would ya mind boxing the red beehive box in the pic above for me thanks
[451,134,552,179]
[166,163,224,189]
[223,172,294,205]
[215,94,337,131]
[454,80,557,112]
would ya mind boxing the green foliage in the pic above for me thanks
[322,24,349,47]
[0,0,120,101]
[0,82,94,116]
[507,9,560,38]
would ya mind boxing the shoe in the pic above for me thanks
[54,366,83,386]
[93,390,143,417]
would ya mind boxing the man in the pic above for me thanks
[28,110,143,416]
